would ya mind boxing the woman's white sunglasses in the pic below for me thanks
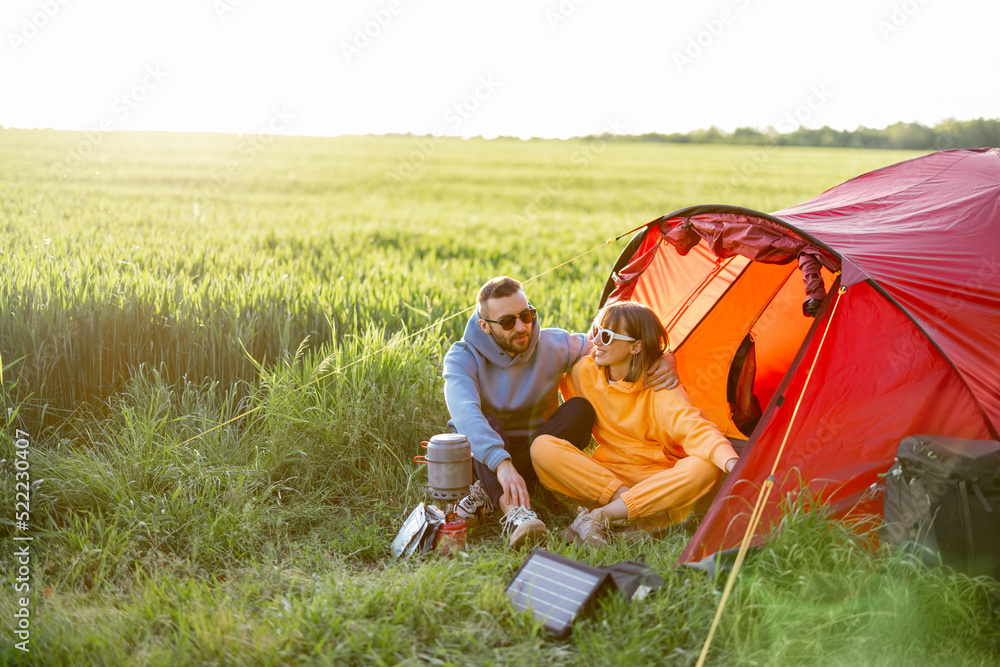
[591,323,637,346]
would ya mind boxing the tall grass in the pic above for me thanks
[3,327,446,572]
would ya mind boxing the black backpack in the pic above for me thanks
[882,434,1000,580]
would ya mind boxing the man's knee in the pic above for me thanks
[535,397,595,449]
[561,396,596,421]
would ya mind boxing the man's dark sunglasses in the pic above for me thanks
[482,307,537,331]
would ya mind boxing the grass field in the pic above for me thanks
[2,130,998,665]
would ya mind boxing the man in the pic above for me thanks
[443,276,678,548]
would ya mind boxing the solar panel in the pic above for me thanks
[504,549,617,637]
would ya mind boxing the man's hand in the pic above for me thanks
[646,351,680,391]
[496,459,530,510]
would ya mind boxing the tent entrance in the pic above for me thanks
[672,258,829,439]
[617,234,837,440]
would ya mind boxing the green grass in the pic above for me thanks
[2,130,997,665]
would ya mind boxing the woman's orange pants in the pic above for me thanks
[531,434,721,529]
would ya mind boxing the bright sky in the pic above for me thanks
[2,0,997,139]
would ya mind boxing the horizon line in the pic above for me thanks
[3,115,998,143]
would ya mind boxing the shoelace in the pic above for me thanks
[500,506,536,535]
[574,510,609,543]
[472,484,494,510]
[459,483,494,514]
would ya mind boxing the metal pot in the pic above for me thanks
[415,433,473,500]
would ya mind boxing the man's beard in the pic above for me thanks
[495,329,532,356]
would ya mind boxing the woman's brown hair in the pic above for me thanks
[596,301,670,383]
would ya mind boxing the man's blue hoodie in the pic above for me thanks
[443,311,589,472]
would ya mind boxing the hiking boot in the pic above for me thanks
[561,507,609,547]
[500,506,548,549]
[455,480,494,530]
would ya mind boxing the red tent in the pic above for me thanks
[598,148,1000,562]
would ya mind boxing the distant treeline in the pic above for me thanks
[585,118,1000,151]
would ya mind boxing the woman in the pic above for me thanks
[530,301,739,546]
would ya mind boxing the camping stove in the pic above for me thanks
[414,434,473,553]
